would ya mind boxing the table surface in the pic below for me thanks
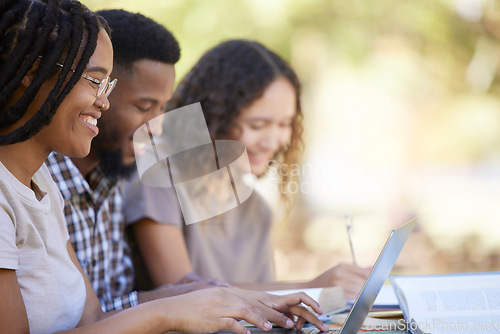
[246,328,406,334]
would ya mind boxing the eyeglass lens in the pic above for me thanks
[97,78,117,98]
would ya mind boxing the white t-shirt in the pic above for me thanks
[0,162,86,333]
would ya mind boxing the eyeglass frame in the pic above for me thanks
[37,56,117,98]
[54,61,117,98]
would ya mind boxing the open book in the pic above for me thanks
[390,272,500,334]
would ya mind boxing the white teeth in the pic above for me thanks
[81,115,97,126]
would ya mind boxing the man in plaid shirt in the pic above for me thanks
[47,153,137,311]
[46,10,213,311]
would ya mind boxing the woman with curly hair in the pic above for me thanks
[123,40,370,299]
[0,2,330,332]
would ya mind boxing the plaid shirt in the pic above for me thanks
[46,153,137,311]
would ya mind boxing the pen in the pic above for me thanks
[344,213,357,266]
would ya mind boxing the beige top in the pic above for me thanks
[123,172,275,283]
[0,162,86,333]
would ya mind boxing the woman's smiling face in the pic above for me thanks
[231,76,296,177]
[36,28,114,158]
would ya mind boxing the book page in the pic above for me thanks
[392,273,500,334]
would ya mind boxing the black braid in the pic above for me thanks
[0,0,18,13]
[0,1,35,91]
[0,0,105,145]
[0,1,26,55]
[0,0,58,124]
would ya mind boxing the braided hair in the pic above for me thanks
[0,0,109,145]
[168,40,304,202]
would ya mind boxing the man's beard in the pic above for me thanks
[96,147,137,181]
[92,122,137,181]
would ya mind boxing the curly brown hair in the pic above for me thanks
[168,39,304,204]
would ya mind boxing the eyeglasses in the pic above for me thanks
[54,62,117,98]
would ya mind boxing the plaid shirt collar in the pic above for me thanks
[47,152,118,208]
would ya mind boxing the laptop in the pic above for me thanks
[256,218,416,334]
[331,217,416,334]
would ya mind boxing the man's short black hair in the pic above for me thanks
[96,9,180,67]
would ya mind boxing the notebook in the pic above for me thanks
[327,217,416,334]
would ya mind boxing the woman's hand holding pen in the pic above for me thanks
[308,264,371,300]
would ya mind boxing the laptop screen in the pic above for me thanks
[339,218,416,334]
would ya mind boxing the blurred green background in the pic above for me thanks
[82,0,500,279]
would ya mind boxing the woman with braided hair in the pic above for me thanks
[0,1,330,333]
